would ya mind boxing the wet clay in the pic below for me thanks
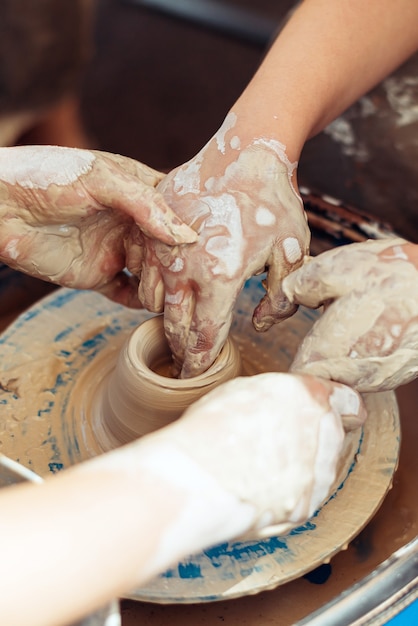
[99,315,242,445]
[0,145,95,189]
[74,309,316,454]
[284,238,418,392]
[139,110,310,378]
[0,287,401,606]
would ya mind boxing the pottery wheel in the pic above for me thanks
[0,277,400,603]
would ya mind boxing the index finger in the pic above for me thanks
[164,282,238,378]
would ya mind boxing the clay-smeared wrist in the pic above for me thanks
[84,436,256,581]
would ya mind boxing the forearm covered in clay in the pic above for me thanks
[0,373,365,626]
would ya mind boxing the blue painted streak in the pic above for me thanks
[46,290,80,309]
[178,562,202,579]
[159,536,292,581]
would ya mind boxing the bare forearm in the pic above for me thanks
[0,461,158,626]
[232,0,418,160]
[0,438,251,626]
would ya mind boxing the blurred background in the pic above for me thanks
[2,0,418,241]
[1,3,418,624]
[83,0,418,242]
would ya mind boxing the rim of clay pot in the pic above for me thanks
[100,315,243,444]
[127,315,240,388]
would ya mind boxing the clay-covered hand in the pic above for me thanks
[144,372,366,547]
[283,238,418,392]
[0,145,196,307]
[138,113,310,377]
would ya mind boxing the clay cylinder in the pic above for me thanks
[101,315,242,443]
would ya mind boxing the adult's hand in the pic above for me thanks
[144,372,366,542]
[0,371,364,626]
[283,238,418,392]
[139,114,310,377]
[0,145,196,307]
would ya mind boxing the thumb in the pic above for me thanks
[300,373,368,432]
[281,255,336,310]
[326,380,367,432]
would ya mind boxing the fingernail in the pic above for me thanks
[330,384,367,430]
[169,223,198,244]
[252,314,273,332]
[252,298,297,332]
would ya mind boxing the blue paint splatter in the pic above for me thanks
[45,373,69,395]
[54,326,78,342]
[80,335,106,350]
[78,333,109,362]
[37,401,54,418]
[289,520,316,535]
[20,309,40,322]
[204,536,289,568]
[160,568,176,579]
[59,349,72,357]
[48,462,64,474]
[47,290,79,309]
[178,562,202,579]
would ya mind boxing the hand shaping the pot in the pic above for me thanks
[0,145,196,307]
[138,113,310,377]
[141,372,366,549]
[283,238,418,392]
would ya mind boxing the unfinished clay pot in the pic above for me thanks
[101,315,242,444]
